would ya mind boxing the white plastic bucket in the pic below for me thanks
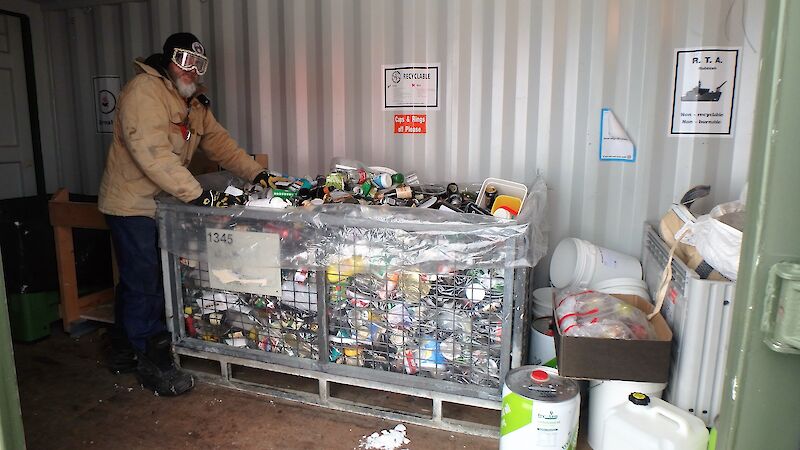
[588,379,667,450]
[550,238,642,289]
[531,287,554,318]
[590,277,651,300]
[528,317,557,367]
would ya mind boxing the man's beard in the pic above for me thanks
[172,75,197,99]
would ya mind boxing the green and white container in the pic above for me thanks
[500,366,580,449]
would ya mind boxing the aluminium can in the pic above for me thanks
[500,366,580,450]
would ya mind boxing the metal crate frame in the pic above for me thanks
[161,238,529,435]
[641,223,736,426]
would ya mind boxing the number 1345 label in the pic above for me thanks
[206,228,281,296]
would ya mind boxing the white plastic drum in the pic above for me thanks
[501,366,580,450]
[588,379,667,449]
[531,287,554,318]
[550,238,642,289]
[528,317,557,367]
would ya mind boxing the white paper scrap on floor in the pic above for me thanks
[358,424,410,450]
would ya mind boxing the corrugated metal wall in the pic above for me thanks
[44,0,764,274]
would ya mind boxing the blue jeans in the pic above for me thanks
[105,215,166,352]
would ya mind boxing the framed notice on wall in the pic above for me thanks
[93,76,120,133]
[670,48,739,136]
[383,64,440,109]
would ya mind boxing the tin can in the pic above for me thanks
[485,185,498,209]
[396,185,412,199]
[500,366,580,450]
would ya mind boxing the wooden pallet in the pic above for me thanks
[174,344,501,438]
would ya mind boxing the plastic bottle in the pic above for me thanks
[373,173,393,189]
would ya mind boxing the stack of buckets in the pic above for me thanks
[528,237,668,450]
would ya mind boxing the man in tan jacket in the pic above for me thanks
[98,32,270,396]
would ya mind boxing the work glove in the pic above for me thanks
[190,190,248,208]
[253,171,271,189]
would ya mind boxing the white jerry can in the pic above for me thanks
[600,392,709,450]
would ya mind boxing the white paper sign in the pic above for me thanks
[93,76,120,133]
[206,229,281,296]
[670,48,739,135]
[599,108,636,162]
[383,64,440,109]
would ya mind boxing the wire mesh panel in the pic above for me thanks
[178,257,319,360]
[326,257,507,389]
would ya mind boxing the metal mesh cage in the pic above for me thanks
[178,258,320,360]
[156,176,543,396]
[326,263,506,388]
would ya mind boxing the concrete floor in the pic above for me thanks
[12,326,499,450]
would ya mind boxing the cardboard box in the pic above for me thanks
[553,294,673,382]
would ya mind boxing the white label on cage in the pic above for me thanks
[207,228,281,296]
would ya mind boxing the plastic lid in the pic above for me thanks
[531,369,550,382]
[628,392,651,406]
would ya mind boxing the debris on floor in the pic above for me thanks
[358,424,410,450]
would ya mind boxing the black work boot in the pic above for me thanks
[136,332,195,396]
[108,327,138,374]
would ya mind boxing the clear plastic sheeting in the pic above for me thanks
[156,172,547,272]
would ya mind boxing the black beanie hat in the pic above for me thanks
[162,32,206,59]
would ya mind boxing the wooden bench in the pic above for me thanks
[48,189,116,331]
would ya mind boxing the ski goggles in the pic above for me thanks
[171,48,208,75]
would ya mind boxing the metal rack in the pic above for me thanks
[641,223,735,427]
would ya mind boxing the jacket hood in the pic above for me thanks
[134,54,168,78]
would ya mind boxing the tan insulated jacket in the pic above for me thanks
[98,59,264,217]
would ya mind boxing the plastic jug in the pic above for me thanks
[599,392,709,450]
[588,380,667,449]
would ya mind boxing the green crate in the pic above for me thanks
[7,291,60,342]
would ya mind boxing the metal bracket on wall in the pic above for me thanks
[761,262,800,354]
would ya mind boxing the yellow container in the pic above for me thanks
[491,195,522,216]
